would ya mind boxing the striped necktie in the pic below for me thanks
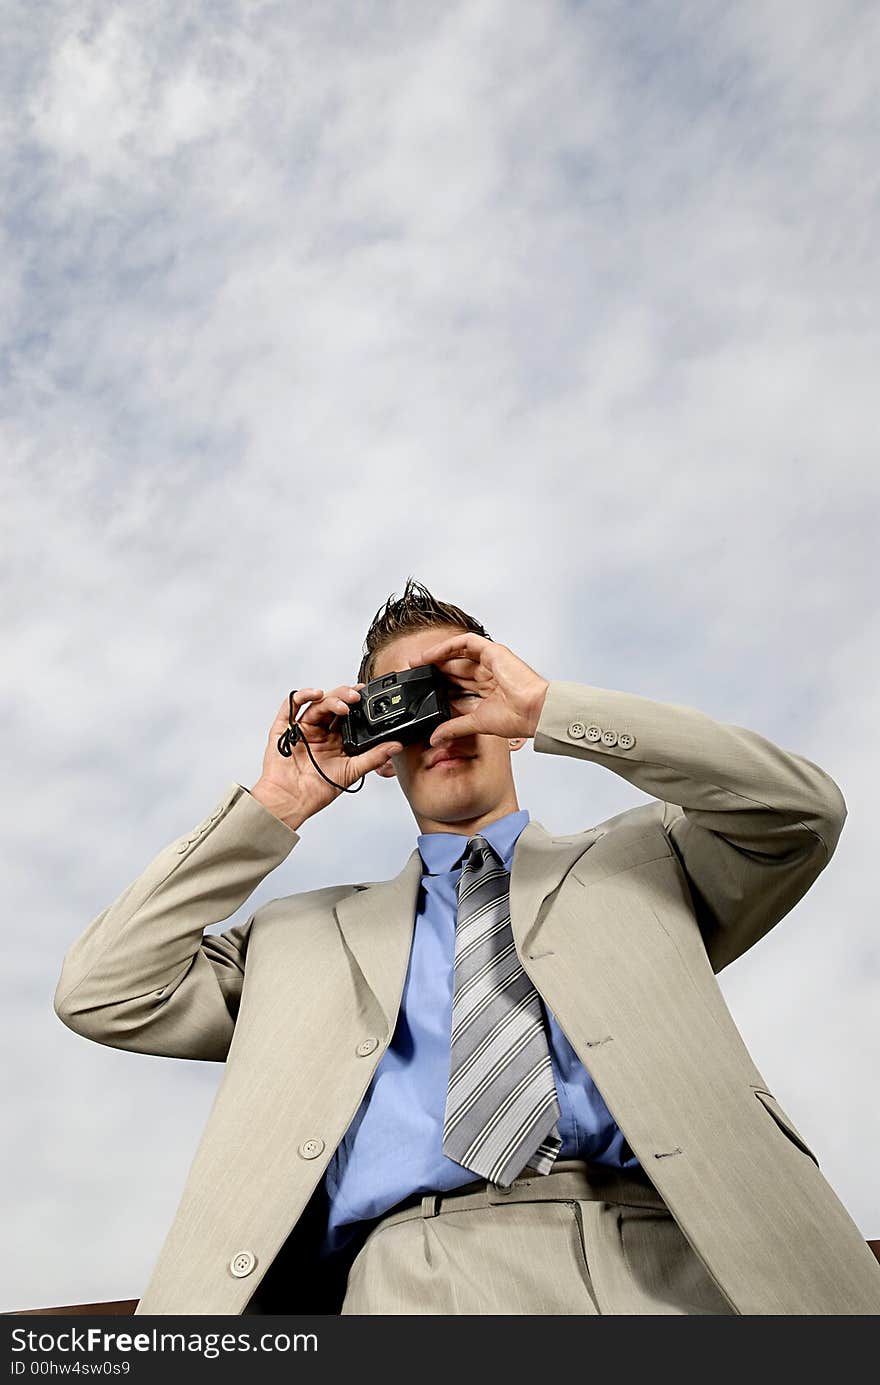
[442,834,563,1186]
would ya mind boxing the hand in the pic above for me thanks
[250,685,404,828]
[408,633,550,746]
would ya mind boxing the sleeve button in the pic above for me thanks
[585,724,602,742]
[618,732,636,749]
[298,1138,325,1160]
[601,730,619,747]
[356,1038,379,1056]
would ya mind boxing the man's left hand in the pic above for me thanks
[409,633,550,745]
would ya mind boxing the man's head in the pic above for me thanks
[357,578,526,835]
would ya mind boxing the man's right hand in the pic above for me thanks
[249,685,404,830]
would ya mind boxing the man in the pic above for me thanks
[55,579,880,1315]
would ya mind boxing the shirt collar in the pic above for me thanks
[417,808,531,876]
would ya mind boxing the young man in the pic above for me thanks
[55,580,880,1315]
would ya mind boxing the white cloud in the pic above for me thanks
[2,0,878,1310]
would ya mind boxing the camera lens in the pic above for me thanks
[374,696,391,716]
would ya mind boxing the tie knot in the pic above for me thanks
[463,834,493,869]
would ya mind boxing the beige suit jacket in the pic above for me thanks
[55,681,880,1315]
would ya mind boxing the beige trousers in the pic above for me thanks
[340,1160,736,1315]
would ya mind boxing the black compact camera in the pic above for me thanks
[340,664,452,756]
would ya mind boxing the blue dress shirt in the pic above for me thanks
[320,807,638,1258]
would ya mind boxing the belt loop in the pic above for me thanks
[420,1193,440,1218]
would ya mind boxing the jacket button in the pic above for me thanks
[601,729,619,747]
[356,1038,379,1056]
[229,1250,256,1278]
[568,721,586,739]
[298,1138,325,1160]
[585,724,602,742]
[618,732,635,750]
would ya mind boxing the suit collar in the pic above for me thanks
[333,821,602,1031]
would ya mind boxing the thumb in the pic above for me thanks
[430,715,478,746]
[353,740,404,776]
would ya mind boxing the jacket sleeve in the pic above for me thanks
[53,782,300,1060]
[532,681,847,973]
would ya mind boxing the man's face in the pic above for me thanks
[369,623,523,835]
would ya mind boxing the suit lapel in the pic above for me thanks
[333,821,604,1032]
[509,820,605,958]
[333,848,424,1030]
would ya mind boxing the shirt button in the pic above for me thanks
[601,729,619,747]
[568,721,586,739]
[229,1250,256,1278]
[585,724,602,742]
[298,1138,325,1160]
[356,1038,379,1056]
[618,732,636,750]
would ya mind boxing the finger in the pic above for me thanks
[303,684,357,712]
[352,740,404,774]
[274,689,323,725]
[325,687,362,727]
[412,633,491,666]
[301,684,369,741]
[439,658,481,686]
[429,713,480,745]
[300,695,354,730]
[439,656,479,674]
[435,662,479,678]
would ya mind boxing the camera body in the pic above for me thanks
[340,664,452,756]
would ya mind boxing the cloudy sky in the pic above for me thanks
[3,0,878,1311]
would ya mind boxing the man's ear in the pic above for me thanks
[374,759,397,779]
